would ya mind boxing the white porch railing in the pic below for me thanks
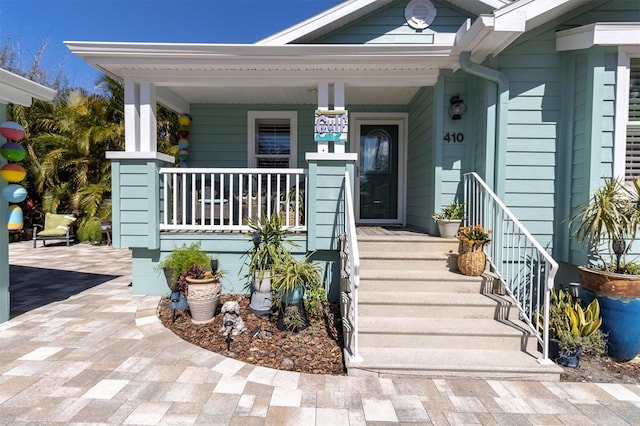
[339,171,362,363]
[159,168,307,232]
[464,172,558,364]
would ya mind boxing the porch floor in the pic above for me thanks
[160,225,430,237]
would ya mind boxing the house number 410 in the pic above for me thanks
[443,132,464,143]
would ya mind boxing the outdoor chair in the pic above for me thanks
[32,213,77,247]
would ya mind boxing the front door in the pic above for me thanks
[352,114,406,225]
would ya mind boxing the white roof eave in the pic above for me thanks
[65,41,456,75]
[0,68,56,106]
[556,22,640,51]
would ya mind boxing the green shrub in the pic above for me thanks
[77,217,103,244]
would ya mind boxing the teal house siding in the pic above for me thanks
[495,28,562,249]
[0,103,8,322]
[314,0,469,45]
[431,72,470,234]
[306,158,355,251]
[188,104,318,169]
[564,47,619,265]
[111,158,169,295]
[187,105,248,168]
[406,87,434,232]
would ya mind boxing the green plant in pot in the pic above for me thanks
[271,254,324,332]
[541,289,606,368]
[432,200,464,238]
[158,243,211,292]
[570,177,640,361]
[279,186,305,226]
[243,214,295,315]
[157,243,211,318]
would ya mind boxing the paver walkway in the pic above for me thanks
[4,240,640,425]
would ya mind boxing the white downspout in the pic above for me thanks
[459,52,509,198]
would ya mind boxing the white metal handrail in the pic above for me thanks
[341,171,362,362]
[159,168,307,232]
[464,172,557,364]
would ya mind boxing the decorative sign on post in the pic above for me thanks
[314,109,348,143]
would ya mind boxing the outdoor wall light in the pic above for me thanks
[449,95,466,120]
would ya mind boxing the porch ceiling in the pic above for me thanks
[65,41,454,106]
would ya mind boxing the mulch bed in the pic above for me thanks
[158,295,640,383]
[158,294,346,375]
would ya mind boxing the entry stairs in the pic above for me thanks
[346,229,563,381]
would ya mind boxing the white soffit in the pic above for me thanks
[556,23,640,51]
[0,68,56,106]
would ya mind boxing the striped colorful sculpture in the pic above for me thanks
[1,120,27,231]
[177,114,192,166]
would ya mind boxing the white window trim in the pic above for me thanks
[247,111,297,168]
[614,46,640,180]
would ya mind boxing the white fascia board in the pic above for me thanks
[556,23,640,51]
[0,68,56,105]
[0,84,33,106]
[454,15,494,54]
[256,0,387,46]
[66,41,452,60]
[156,87,189,114]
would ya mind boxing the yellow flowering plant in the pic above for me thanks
[456,225,492,251]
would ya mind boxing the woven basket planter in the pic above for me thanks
[457,243,487,276]
[186,277,221,324]
[279,208,297,227]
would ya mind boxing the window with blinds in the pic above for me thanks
[255,119,290,168]
[626,58,640,180]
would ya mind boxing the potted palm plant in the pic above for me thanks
[432,200,464,238]
[243,214,295,315]
[271,254,324,332]
[571,177,640,361]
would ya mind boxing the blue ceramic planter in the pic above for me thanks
[282,286,304,305]
[169,291,189,310]
[579,266,640,361]
[582,289,640,361]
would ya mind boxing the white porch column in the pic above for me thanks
[124,80,140,152]
[140,81,158,152]
[124,80,158,153]
[315,81,348,154]
[317,82,330,154]
[333,81,346,154]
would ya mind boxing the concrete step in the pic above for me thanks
[358,291,516,320]
[358,236,458,255]
[359,268,478,281]
[358,317,537,351]
[346,347,563,381]
[359,253,456,271]
[359,278,490,294]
